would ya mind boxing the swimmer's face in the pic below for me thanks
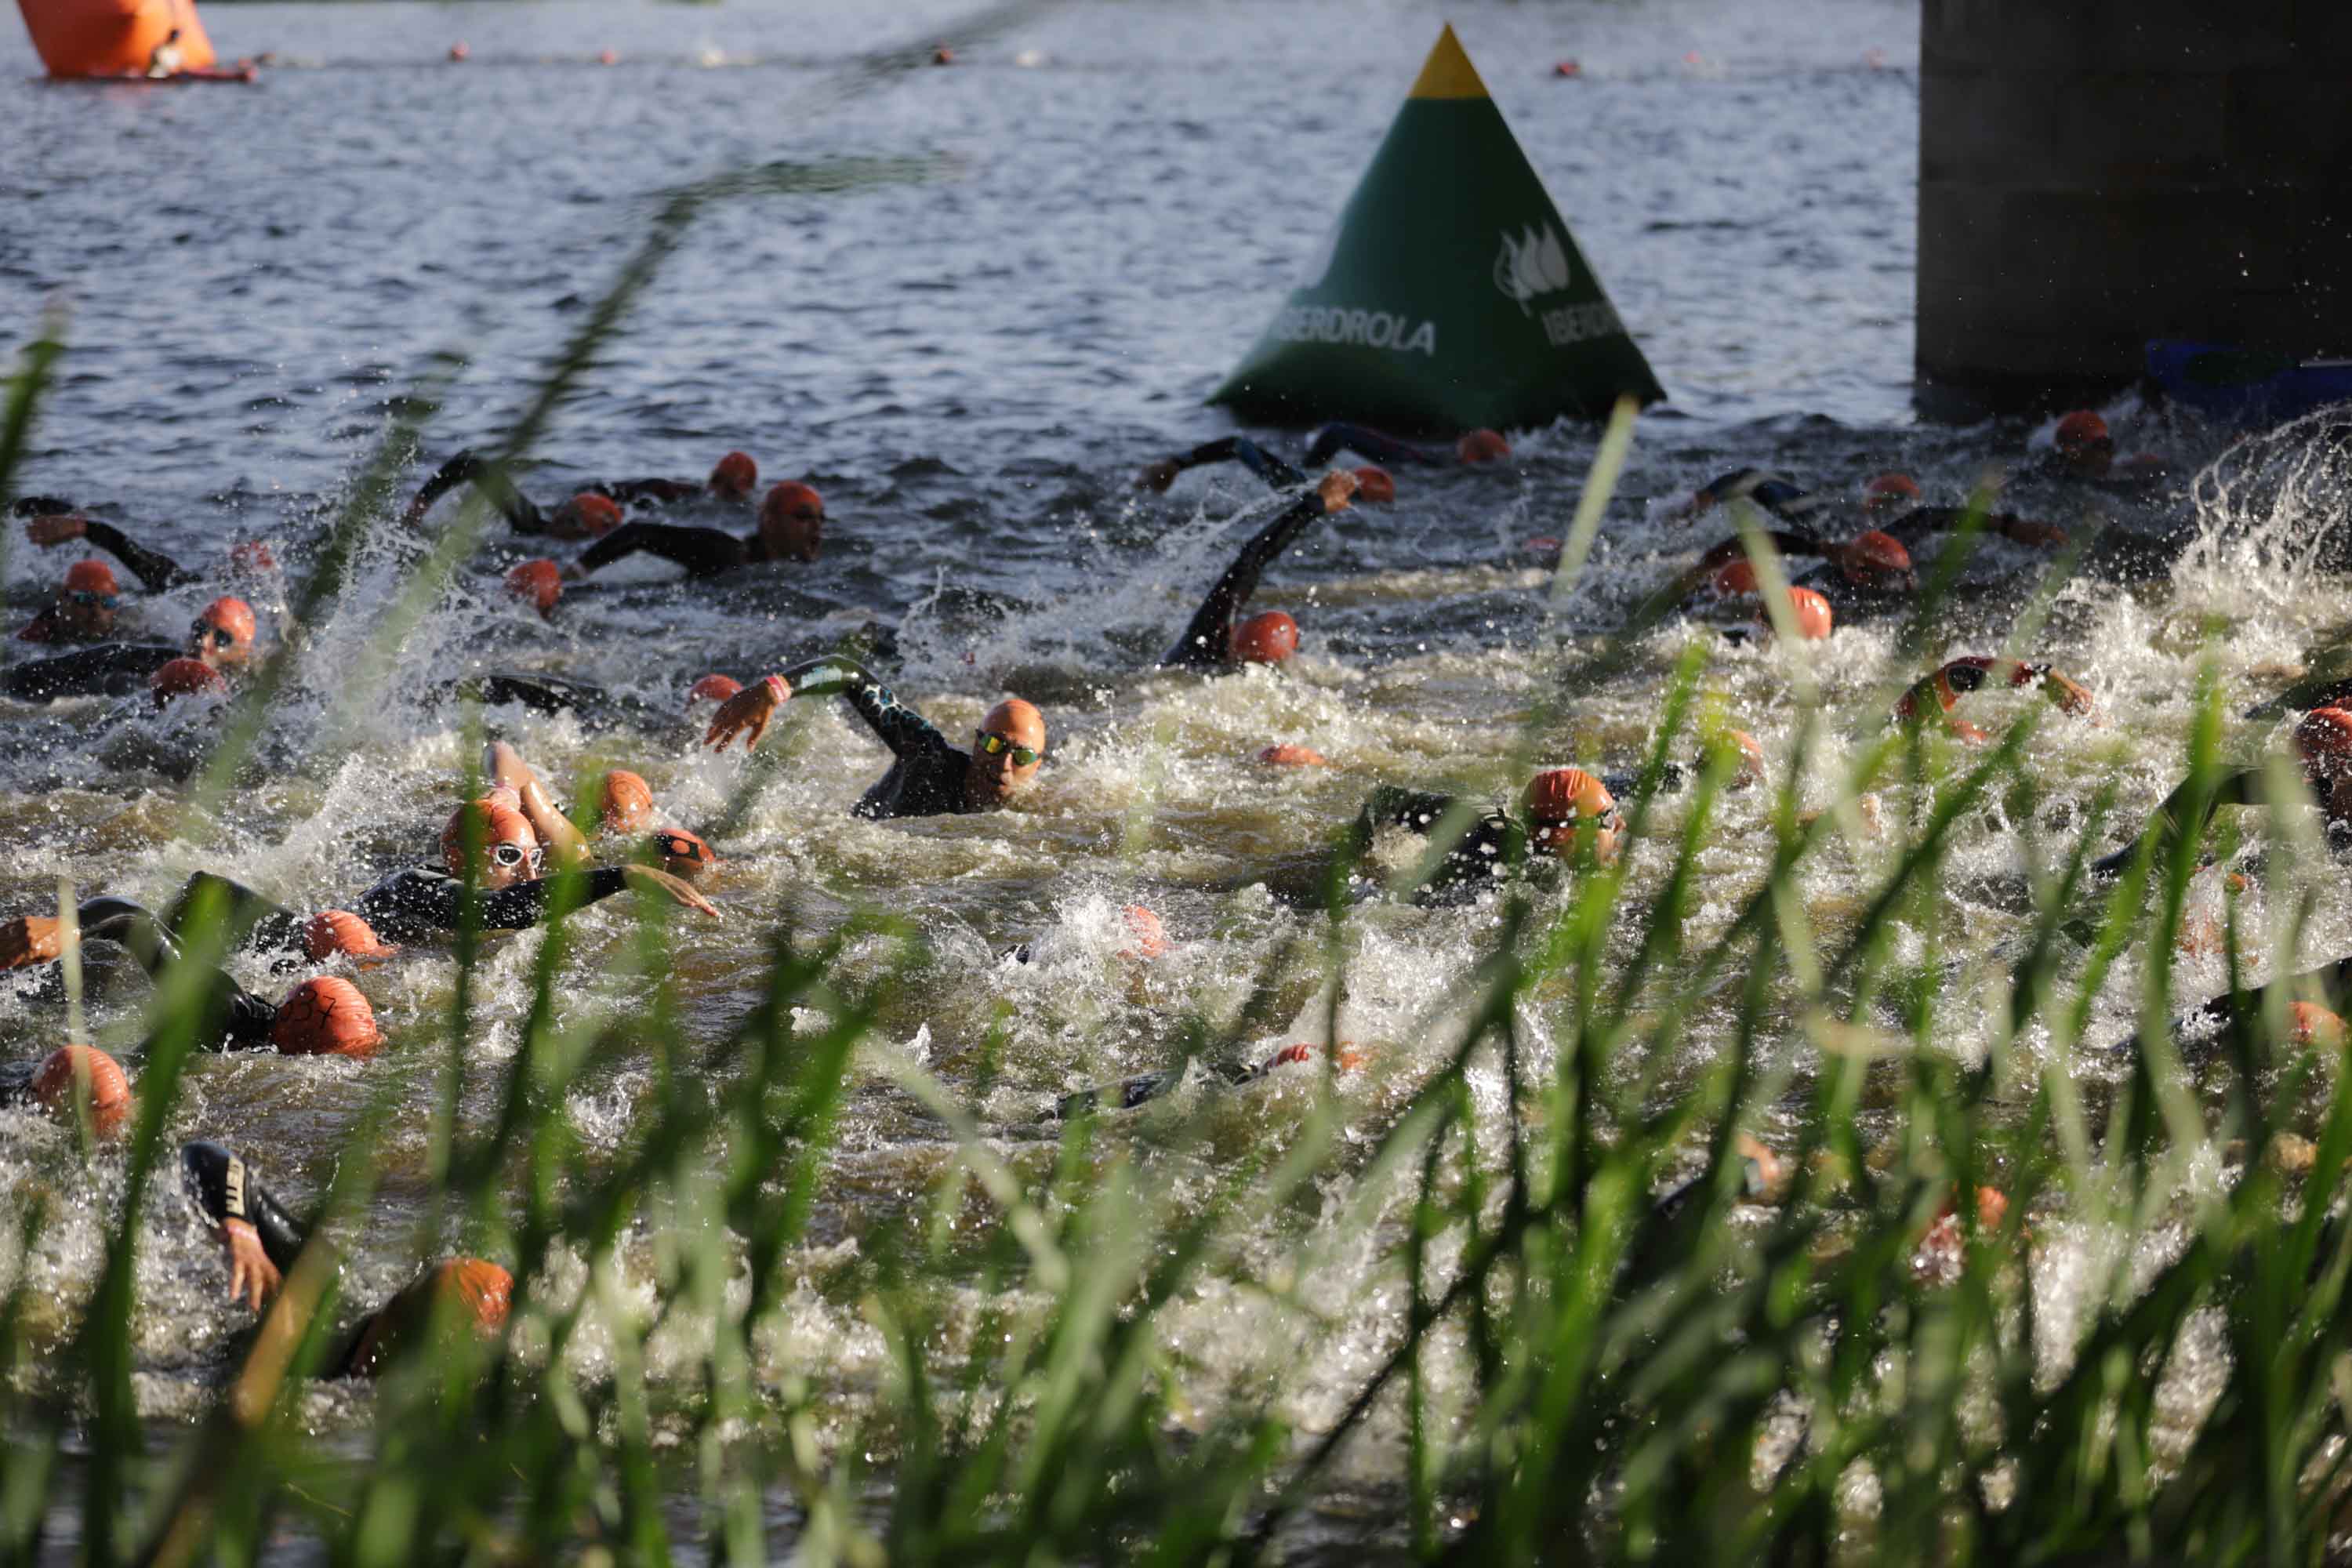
[189,614,249,670]
[60,588,118,640]
[477,834,539,890]
[968,699,1046,804]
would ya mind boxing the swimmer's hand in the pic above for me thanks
[23,514,87,548]
[2042,671,2096,717]
[703,675,786,753]
[1317,470,1359,513]
[622,864,721,919]
[0,916,61,970]
[1135,459,1181,493]
[221,1218,283,1311]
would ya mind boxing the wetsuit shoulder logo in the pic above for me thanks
[1494,223,1573,314]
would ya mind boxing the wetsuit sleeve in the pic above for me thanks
[0,643,180,701]
[9,497,77,518]
[2089,768,2267,880]
[778,658,949,762]
[1160,491,1330,670]
[165,871,303,956]
[1161,437,1305,489]
[477,867,631,930]
[577,521,752,580]
[1359,786,1461,837]
[452,671,641,730]
[594,477,701,506]
[180,1142,309,1272]
[78,521,196,591]
[1303,423,1443,468]
[408,451,546,535]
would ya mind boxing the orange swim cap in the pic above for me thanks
[1723,728,1766,789]
[550,493,622,539]
[2054,409,2111,456]
[1257,742,1329,767]
[344,1256,514,1377]
[708,451,757,499]
[650,827,717,879]
[687,673,742,709]
[1526,766,1616,827]
[1848,530,1911,573]
[197,596,257,651]
[1229,610,1299,665]
[1118,905,1168,960]
[270,976,383,1058]
[30,1044,129,1134]
[2290,1001,2347,1047]
[1351,466,1396,503]
[441,798,539,877]
[64,559,118,597]
[302,909,395,961]
[1456,429,1511,464]
[596,769,655,833]
[764,481,823,521]
[505,558,561,617]
[1862,473,1921,513]
[150,658,227,706]
[2296,707,2352,779]
[1782,586,1835,640]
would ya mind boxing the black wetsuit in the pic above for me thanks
[577,520,770,580]
[777,658,981,820]
[1,898,278,1048]
[1159,490,1335,672]
[1341,786,1541,906]
[1160,422,1476,494]
[1,641,184,701]
[2086,767,2344,882]
[161,865,633,956]
[1053,1044,1341,1120]
[179,1142,411,1377]
[59,520,198,592]
[408,451,735,536]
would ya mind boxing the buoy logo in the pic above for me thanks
[1494,223,1573,314]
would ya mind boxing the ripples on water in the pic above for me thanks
[0,0,2341,1524]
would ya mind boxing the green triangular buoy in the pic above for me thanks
[1210,24,1664,433]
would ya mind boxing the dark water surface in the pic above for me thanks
[2,0,2337,1552]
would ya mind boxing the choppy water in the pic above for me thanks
[3,0,2347,1548]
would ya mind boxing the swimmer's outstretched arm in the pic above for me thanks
[1159,475,1352,670]
[1136,437,1305,492]
[593,477,704,506]
[576,521,750,580]
[182,1141,310,1309]
[20,514,197,590]
[355,863,715,939]
[404,451,546,534]
[1302,423,1444,468]
[1881,504,2066,549]
[2089,768,2269,882]
[0,642,180,702]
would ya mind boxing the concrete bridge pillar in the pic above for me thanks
[1918,0,2352,413]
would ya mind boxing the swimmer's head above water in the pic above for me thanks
[53,560,121,641]
[1230,609,1300,666]
[969,697,1046,804]
[1455,429,1511,465]
[2054,409,2114,478]
[190,597,256,670]
[442,798,542,887]
[759,482,824,563]
[708,451,757,500]
[1526,766,1622,864]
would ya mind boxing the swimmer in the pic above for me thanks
[0,1045,132,1134]
[703,661,1044,820]
[1137,423,1508,494]
[180,1141,513,1374]
[404,449,763,537]
[2090,706,2352,882]
[16,559,129,645]
[586,767,719,880]
[4,595,257,702]
[1333,766,1632,907]
[2038,410,2169,491]
[572,480,824,579]
[1160,469,1356,671]
[1893,657,2096,743]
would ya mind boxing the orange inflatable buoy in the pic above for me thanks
[19,0,216,78]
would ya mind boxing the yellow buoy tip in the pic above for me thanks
[1408,24,1489,100]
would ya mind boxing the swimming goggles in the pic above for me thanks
[975,730,1040,767]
